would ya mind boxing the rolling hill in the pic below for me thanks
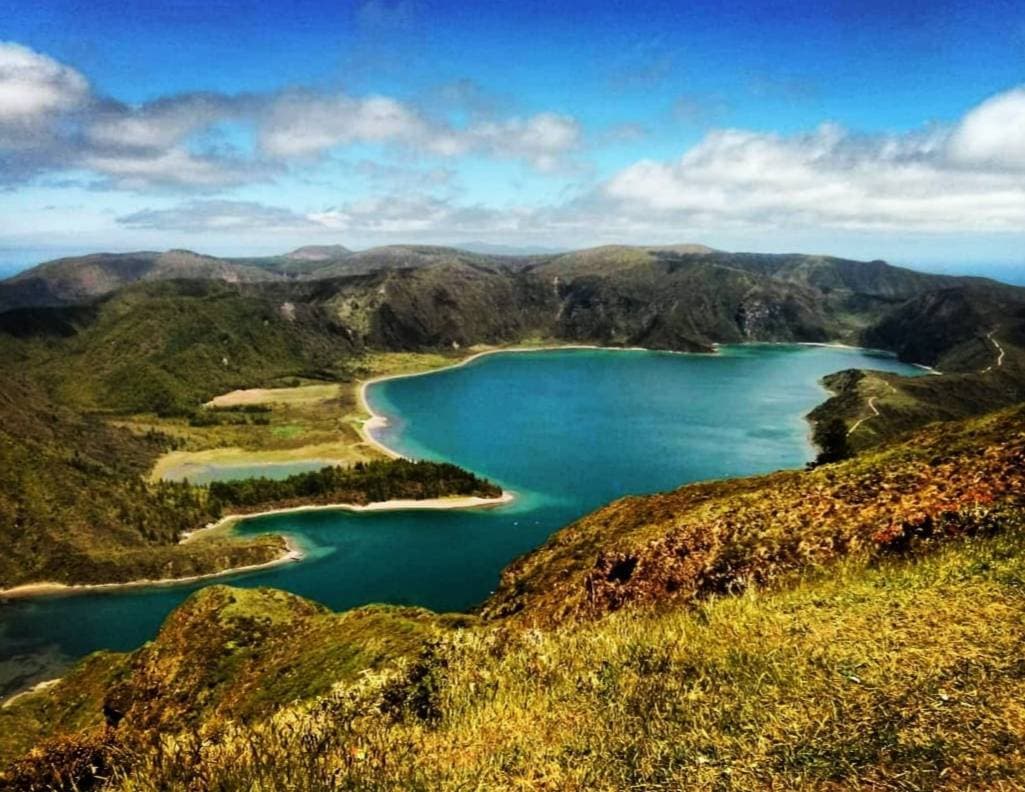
[5,243,1024,432]
[5,405,1025,789]
[2,243,1025,788]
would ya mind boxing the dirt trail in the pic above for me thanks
[982,330,1005,373]
[848,382,897,436]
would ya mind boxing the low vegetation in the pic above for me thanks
[0,364,500,589]
[0,372,282,589]
[3,246,1025,787]
[6,518,1025,789]
[4,407,1025,789]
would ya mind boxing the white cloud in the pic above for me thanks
[259,92,580,170]
[81,148,267,190]
[463,113,581,172]
[118,200,317,231]
[600,93,1025,233]
[0,43,253,188]
[947,87,1025,170]
[0,42,89,123]
[2,38,1025,248]
[260,92,431,158]
[309,195,520,235]
[114,195,520,238]
[0,42,582,188]
[86,94,241,151]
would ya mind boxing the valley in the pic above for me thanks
[5,4,1024,786]
[2,243,1025,788]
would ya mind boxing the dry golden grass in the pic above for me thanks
[205,383,343,408]
[97,526,1025,791]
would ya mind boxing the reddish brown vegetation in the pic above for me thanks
[485,406,1025,624]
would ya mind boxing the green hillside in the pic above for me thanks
[6,279,361,415]
[0,352,499,589]
[4,405,1025,789]
[0,373,284,589]
[6,246,1024,427]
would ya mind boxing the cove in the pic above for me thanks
[0,345,924,696]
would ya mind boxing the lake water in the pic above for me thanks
[0,345,924,696]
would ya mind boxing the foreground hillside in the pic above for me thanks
[4,405,1025,789]
[484,403,1025,624]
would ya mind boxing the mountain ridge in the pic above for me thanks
[3,246,1023,441]
[4,243,1011,315]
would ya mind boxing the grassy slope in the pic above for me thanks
[811,364,1025,452]
[6,524,1025,789]
[0,371,288,589]
[0,289,505,589]
[4,408,1025,789]
[808,298,1025,454]
[0,317,500,589]
[0,422,500,589]
[37,280,360,415]
[143,351,464,480]
[482,404,1025,625]
[0,586,472,768]
[0,250,287,313]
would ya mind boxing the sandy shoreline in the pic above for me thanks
[181,491,515,543]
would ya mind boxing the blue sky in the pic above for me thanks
[1,0,1024,279]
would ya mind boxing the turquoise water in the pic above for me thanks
[0,345,923,696]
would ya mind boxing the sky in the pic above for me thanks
[1,0,1025,280]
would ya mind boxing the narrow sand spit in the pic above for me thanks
[2,491,516,600]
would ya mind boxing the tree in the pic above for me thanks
[814,418,851,465]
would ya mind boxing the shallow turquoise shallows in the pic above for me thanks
[0,346,924,695]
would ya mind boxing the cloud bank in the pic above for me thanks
[0,42,581,190]
[601,110,1025,233]
[0,42,88,122]
[4,40,1025,244]
[118,83,1025,244]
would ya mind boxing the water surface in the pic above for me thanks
[0,345,923,695]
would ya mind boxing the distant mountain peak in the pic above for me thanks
[452,241,567,256]
[284,245,351,261]
[646,243,718,255]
